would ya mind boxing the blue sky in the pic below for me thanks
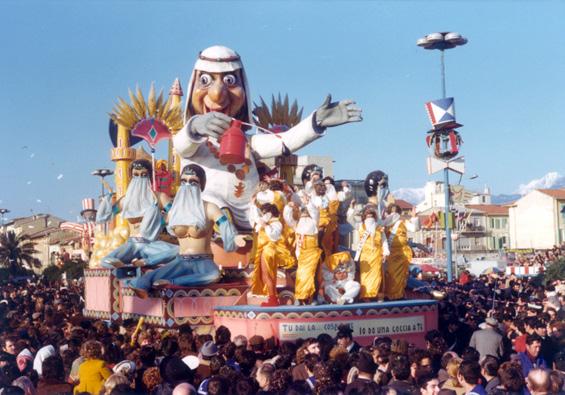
[0,1,564,220]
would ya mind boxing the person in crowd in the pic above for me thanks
[490,362,525,395]
[387,354,419,395]
[73,340,112,394]
[417,372,441,395]
[469,318,504,360]
[457,360,486,395]
[36,355,73,395]
[336,325,360,354]
[526,368,551,395]
[480,356,500,394]
[345,352,378,394]
[517,334,548,377]
[440,357,464,395]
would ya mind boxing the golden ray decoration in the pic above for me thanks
[253,93,303,132]
[110,83,184,134]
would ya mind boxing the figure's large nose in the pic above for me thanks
[208,79,226,103]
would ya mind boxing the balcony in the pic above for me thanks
[460,224,486,234]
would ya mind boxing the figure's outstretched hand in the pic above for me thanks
[315,94,363,128]
[190,112,232,140]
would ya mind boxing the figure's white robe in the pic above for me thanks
[173,114,323,229]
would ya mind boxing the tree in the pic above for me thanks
[0,231,41,275]
[42,258,88,283]
[543,257,565,286]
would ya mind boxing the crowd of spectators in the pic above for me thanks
[0,274,563,395]
[510,244,565,268]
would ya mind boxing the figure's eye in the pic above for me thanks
[180,179,188,184]
[223,74,237,86]
[199,73,212,86]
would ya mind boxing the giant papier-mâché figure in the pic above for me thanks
[173,45,362,230]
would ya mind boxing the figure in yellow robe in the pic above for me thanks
[384,207,419,300]
[250,203,295,306]
[253,182,295,259]
[354,208,389,300]
[284,202,322,304]
[309,182,339,261]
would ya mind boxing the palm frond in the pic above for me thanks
[252,93,304,131]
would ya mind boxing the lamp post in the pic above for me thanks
[417,32,467,282]
[0,208,9,232]
[91,169,114,197]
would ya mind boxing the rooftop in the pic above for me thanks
[538,188,565,199]
[465,204,509,216]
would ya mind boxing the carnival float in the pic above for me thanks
[82,45,438,347]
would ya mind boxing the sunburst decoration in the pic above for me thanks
[253,93,303,133]
[110,84,184,136]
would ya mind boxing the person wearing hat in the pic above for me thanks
[195,340,218,385]
[344,352,378,394]
[336,324,360,354]
[323,251,360,305]
[173,45,362,231]
[468,317,504,360]
[354,205,390,302]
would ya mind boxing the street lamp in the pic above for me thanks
[91,169,114,197]
[417,32,467,97]
[0,208,9,232]
[418,32,467,282]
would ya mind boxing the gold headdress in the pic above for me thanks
[110,84,184,135]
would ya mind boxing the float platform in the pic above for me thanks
[213,299,437,347]
[84,268,437,344]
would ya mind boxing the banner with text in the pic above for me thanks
[279,316,425,341]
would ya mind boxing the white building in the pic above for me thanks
[416,181,486,212]
[508,189,565,249]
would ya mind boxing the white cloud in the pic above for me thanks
[392,187,425,205]
[516,172,565,195]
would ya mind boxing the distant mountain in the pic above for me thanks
[393,171,565,206]
[392,187,425,205]
[516,172,565,195]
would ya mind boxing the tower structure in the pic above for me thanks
[168,78,184,194]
